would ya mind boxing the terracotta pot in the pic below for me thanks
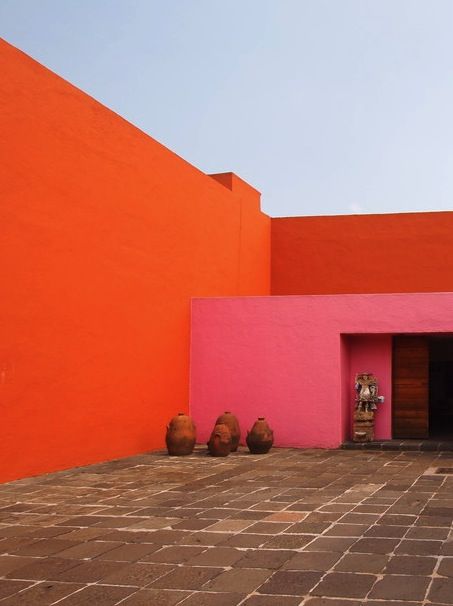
[207,423,232,457]
[165,412,196,456]
[215,411,240,451]
[246,417,274,454]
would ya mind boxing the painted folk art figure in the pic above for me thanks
[353,373,383,442]
[355,372,379,412]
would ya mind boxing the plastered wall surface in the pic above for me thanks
[272,213,453,295]
[0,40,270,482]
[190,293,453,448]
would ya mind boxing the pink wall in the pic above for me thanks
[190,293,453,448]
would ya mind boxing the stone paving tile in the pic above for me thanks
[228,510,269,520]
[180,592,246,605]
[55,527,110,541]
[5,556,82,580]
[186,547,243,567]
[54,585,136,605]
[303,536,357,552]
[285,521,331,534]
[119,589,190,605]
[99,530,156,543]
[55,516,102,527]
[0,555,36,576]
[50,559,127,582]
[219,533,268,548]
[353,503,388,513]
[305,600,362,606]
[27,526,76,538]
[95,542,160,561]
[406,525,450,539]
[384,554,437,575]
[143,530,191,544]
[364,524,407,538]
[8,538,78,557]
[0,581,82,605]
[56,540,122,559]
[171,519,213,530]
[179,531,227,546]
[196,508,234,519]
[263,511,306,523]
[100,562,176,586]
[3,448,453,604]
[369,574,431,600]
[297,512,343,524]
[0,526,38,538]
[202,568,272,592]
[262,534,315,549]
[349,537,400,554]
[395,538,443,555]
[311,571,376,598]
[149,565,223,590]
[234,549,294,569]
[241,596,301,606]
[242,521,292,534]
[416,514,452,526]
[438,557,453,576]
[323,523,368,537]
[0,580,33,600]
[378,513,418,525]
[318,503,354,513]
[441,540,453,555]
[143,545,206,563]
[429,577,453,603]
[206,519,253,532]
[127,517,181,530]
[257,570,322,595]
[337,512,380,524]
[283,551,342,570]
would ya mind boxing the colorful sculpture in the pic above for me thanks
[355,372,379,412]
[353,373,383,442]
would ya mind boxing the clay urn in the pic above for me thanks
[165,412,196,456]
[215,411,240,451]
[246,417,274,454]
[207,423,232,457]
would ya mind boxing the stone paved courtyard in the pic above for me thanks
[1,447,453,605]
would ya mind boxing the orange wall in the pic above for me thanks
[0,40,270,482]
[272,213,453,295]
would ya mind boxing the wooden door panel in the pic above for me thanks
[393,336,429,439]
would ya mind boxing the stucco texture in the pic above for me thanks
[190,293,453,448]
[272,213,453,295]
[0,40,270,482]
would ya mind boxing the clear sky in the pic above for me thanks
[1,0,453,217]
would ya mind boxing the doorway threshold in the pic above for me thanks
[341,439,453,452]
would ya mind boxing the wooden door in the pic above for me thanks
[393,336,429,438]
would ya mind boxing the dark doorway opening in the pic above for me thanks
[429,338,453,439]
[392,335,453,440]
